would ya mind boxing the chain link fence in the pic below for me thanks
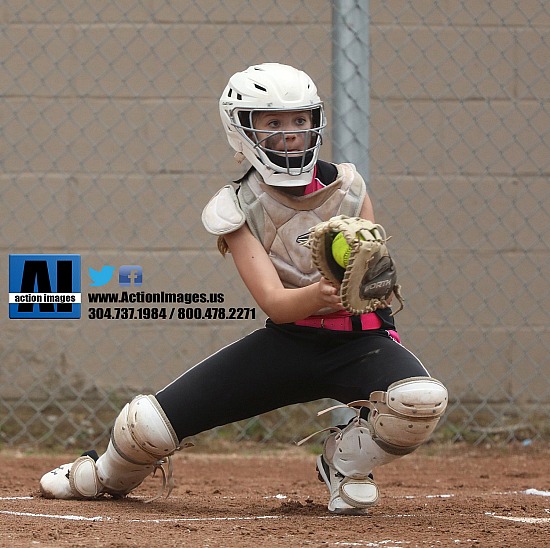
[1,1,549,450]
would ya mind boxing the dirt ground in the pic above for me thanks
[0,442,549,547]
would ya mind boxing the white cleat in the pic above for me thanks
[316,455,379,515]
[39,463,75,499]
[39,451,103,500]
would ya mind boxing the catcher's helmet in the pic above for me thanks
[220,63,326,187]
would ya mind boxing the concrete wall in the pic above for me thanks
[1,2,548,436]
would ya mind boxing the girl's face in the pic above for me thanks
[251,110,313,154]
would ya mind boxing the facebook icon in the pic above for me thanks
[119,265,143,286]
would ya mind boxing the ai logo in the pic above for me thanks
[8,254,81,319]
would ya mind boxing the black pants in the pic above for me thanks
[156,320,430,442]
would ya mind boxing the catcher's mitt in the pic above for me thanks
[305,215,404,315]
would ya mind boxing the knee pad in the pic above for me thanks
[110,394,179,465]
[368,376,448,451]
[330,377,448,478]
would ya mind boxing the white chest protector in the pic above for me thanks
[202,162,366,289]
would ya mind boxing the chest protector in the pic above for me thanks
[237,163,365,289]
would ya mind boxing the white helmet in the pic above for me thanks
[220,63,326,187]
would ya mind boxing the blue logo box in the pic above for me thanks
[9,254,81,319]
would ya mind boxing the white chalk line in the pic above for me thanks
[1,489,549,525]
[0,510,288,523]
[1,490,547,504]
[0,508,421,524]
[0,496,413,523]
[524,488,550,497]
[0,510,109,522]
[486,513,550,524]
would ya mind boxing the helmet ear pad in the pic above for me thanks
[237,110,253,129]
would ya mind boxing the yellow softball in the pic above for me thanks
[332,231,366,268]
[331,232,351,268]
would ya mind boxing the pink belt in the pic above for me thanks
[295,313,382,331]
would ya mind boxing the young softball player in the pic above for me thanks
[40,63,447,514]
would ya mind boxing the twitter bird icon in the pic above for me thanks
[89,265,116,287]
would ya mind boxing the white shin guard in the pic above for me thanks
[326,419,398,479]
[95,439,157,496]
[320,377,448,508]
[71,395,180,498]
[322,431,380,509]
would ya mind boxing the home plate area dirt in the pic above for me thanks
[0,443,549,547]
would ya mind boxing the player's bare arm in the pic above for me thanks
[224,224,343,324]
[359,192,375,222]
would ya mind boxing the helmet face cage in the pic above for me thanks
[231,106,326,175]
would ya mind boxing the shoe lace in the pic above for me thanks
[144,457,174,503]
[144,441,193,503]
[296,401,370,447]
